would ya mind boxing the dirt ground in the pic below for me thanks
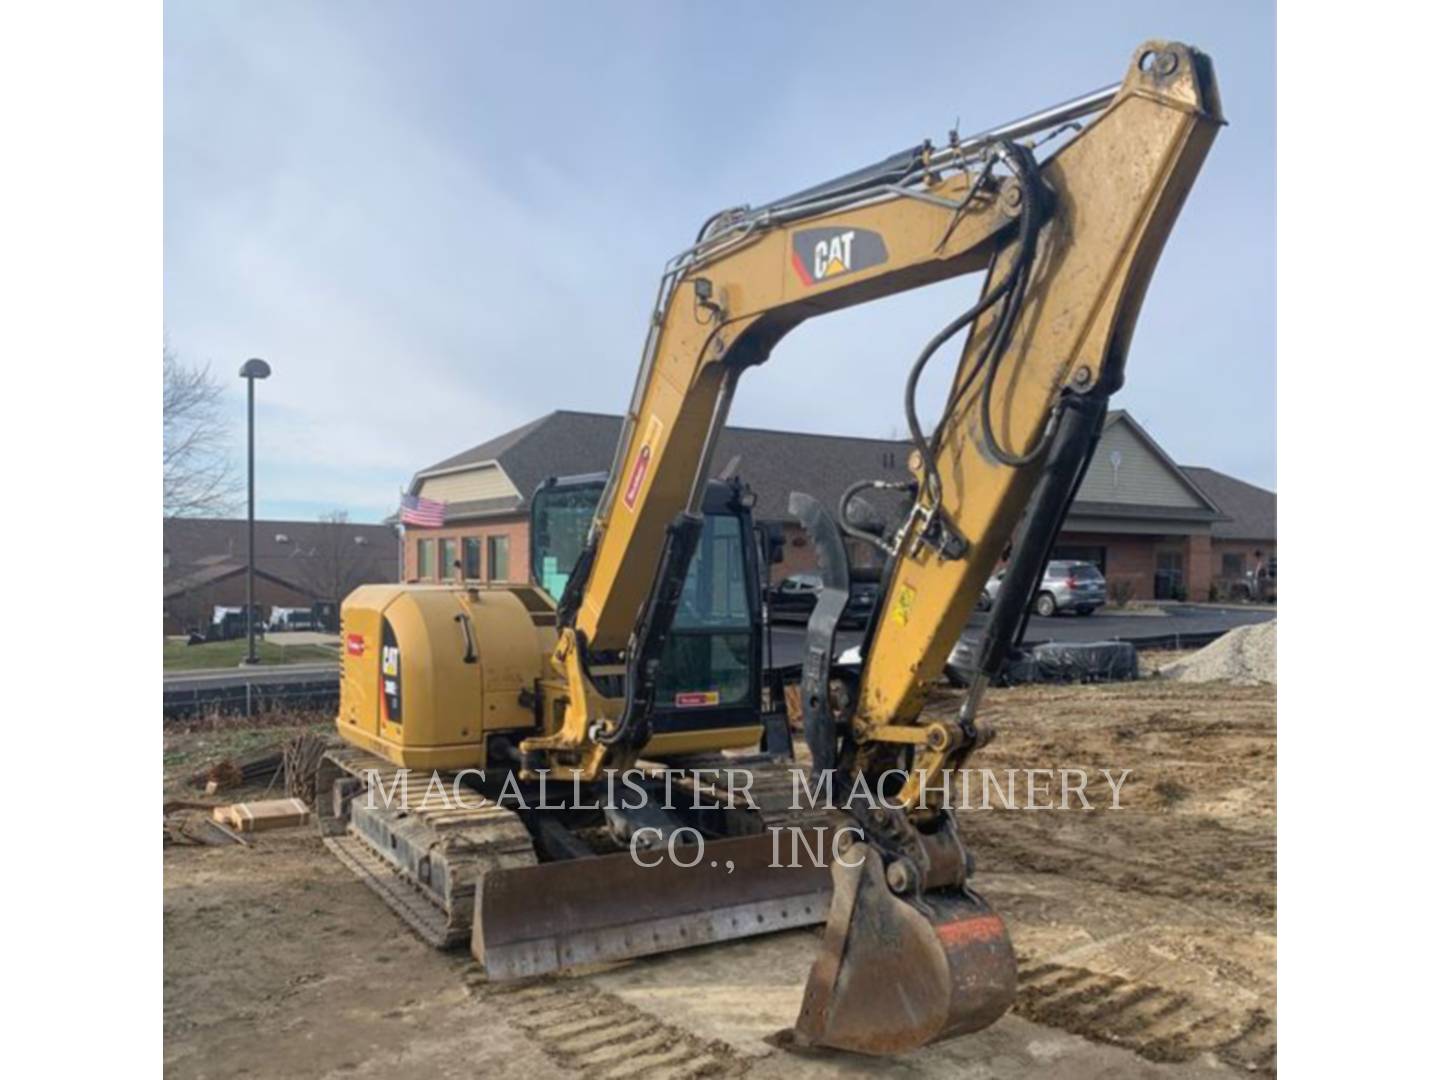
[164,677,1275,1079]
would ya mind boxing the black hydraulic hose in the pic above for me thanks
[903,142,1046,506]
[837,477,913,553]
[976,146,1052,468]
[902,250,1024,502]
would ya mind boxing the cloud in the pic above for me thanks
[166,1,1277,524]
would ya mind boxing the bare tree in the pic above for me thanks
[164,345,241,518]
[295,511,380,608]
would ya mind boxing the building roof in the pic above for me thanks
[1180,467,1277,541]
[409,409,1259,538]
[163,517,399,596]
[161,560,317,600]
[410,410,911,524]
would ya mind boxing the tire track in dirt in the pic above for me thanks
[466,967,749,1079]
[969,816,1276,915]
[1014,956,1276,1076]
[947,681,1275,1074]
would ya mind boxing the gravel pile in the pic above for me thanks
[1160,620,1276,685]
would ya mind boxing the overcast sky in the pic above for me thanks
[165,2,1275,522]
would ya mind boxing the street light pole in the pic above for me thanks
[239,358,272,665]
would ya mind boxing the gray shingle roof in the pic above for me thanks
[412,410,1264,538]
[161,561,322,600]
[163,517,399,592]
[413,410,912,523]
[1068,500,1220,523]
[1180,467,1277,541]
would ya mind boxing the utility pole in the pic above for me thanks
[239,358,272,665]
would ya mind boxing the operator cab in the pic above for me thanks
[530,473,781,739]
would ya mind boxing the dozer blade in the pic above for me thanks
[474,829,833,980]
[793,842,1016,1056]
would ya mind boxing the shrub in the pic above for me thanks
[1110,578,1135,608]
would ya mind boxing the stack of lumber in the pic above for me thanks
[212,798,311,833]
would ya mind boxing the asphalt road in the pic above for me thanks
[163,604,1276,693]
[163,660,340,692]
[765,603,1276,668]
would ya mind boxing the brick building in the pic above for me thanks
[163,517,400,634]
[1181,467,1278,599]
[400,410,1274,603]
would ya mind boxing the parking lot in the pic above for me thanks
[767,603,1277,669]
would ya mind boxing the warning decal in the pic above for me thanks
[623,415,664,511]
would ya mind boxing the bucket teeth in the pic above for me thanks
[794,842,1016,1055]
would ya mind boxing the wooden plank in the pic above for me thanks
[213,797,311,833]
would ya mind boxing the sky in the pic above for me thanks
[164,1,1276,523]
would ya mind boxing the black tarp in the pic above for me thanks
[946,639,1138,687]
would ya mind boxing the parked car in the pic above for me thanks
[846,579,879,627]
[193,605,266,643]
[767,573,877,629]
[976,561,1106,616]
[976,571,1005,612]
[1225,562,1276,604]
[268,607,316,632]
[1032,560,1106,616]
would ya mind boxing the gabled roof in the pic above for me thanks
[163,517,399,590]
[410,410,911,524]
[161,560,314,599]
[1181,467,1277,541]
[418,412,554,476]
[1085,410,1224,516]
[408,409,1260,536]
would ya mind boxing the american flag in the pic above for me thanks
[400,493,446,527]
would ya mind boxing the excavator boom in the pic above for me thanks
[531,38,1222,1054]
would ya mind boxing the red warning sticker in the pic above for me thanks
[623,416,664,511]
[674,690,720,707]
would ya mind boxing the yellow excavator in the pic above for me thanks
[321,40,1221,1056]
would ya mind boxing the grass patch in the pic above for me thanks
[163,638,338,671]
[163,718,333,792]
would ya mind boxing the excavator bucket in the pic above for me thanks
[794,842,1016,1055]
[474,829,833,980]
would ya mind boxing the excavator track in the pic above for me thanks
[318,745,845,969]
[324,833,466,948]
[319,747,538,948]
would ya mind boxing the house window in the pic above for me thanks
[417,539,435,580]
[440,539,459,580]
[463,537,482,579]
[1155,550,1185,600]
[487,535,510,582]
[1221,552,1245,578]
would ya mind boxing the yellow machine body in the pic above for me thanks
[335,583,759,769]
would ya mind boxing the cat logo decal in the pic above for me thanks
[791,227,888,286]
